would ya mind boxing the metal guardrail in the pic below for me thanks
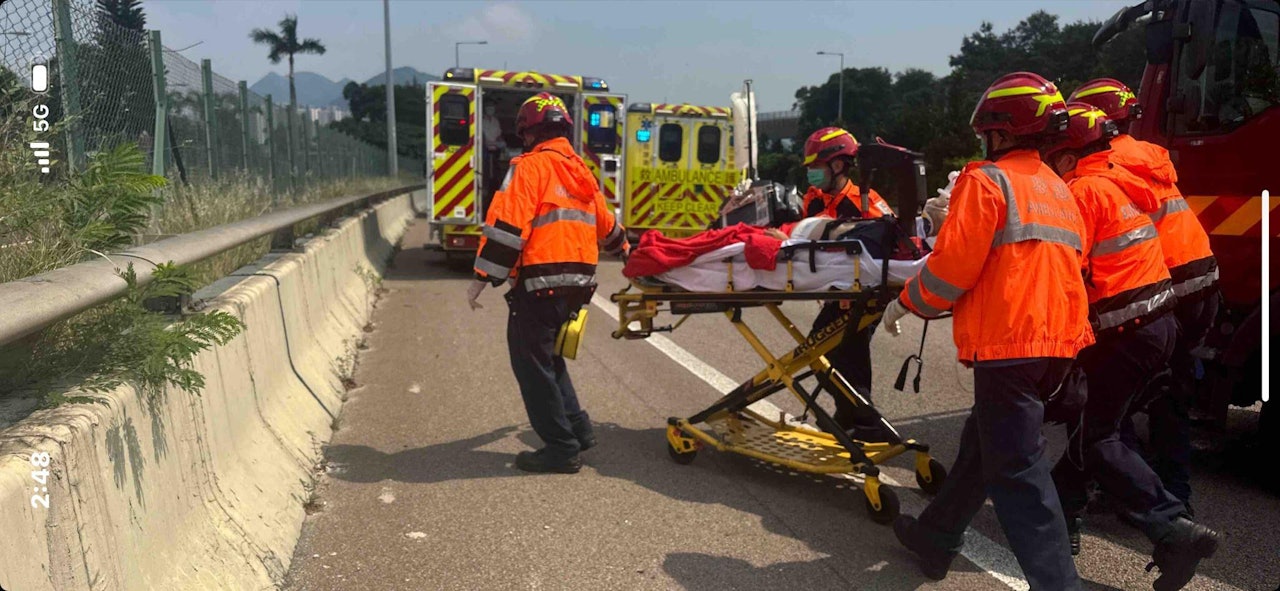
[0,183,425,347]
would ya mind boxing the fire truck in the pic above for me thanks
[424,68,625,266]
[1095,0,1277,448]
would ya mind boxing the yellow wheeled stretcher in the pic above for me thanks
[610,238,947,524]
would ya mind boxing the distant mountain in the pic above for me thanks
[362,66,438,88]
[249,67,439,108]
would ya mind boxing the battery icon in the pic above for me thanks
[31,63,49,93]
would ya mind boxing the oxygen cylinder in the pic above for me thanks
[731,91,758,178]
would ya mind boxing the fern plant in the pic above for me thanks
[34,263,244,406]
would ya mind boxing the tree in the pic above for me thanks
[332,82,427,161]
[96,0,146,30]
[250,15,326,182]
[771,8,1148,194]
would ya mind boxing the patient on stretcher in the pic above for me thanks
[621,217,929,293]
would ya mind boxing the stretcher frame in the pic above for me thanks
[610,239,945,524]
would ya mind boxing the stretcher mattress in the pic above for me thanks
[653,239,928,292]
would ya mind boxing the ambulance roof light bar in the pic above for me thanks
[444,67,475,81]
[583,77,608,91]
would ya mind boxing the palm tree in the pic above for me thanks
[250,15,325,184]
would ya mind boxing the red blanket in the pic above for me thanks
[622,224,792,277]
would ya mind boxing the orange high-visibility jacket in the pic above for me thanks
[899,149,1094,364]
[1066,151,1177,334]
[803,180,895,219]
[474,137,628,294]
[1109,134,1218,300]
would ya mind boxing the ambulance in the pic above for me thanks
[622,89,758,240]
[623,103,736,239]
[425,67,626,265]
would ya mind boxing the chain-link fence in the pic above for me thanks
[0,0,419,190]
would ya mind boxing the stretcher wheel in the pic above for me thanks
[864,485,900,525]
[915,459,948,495]
[666,441,697,465]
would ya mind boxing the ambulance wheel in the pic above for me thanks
[864,485,900,525]
[916,459,948,495]
[667,441,697,465]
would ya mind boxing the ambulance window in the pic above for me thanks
[439,94,470,146]
[659,123,683,162]
[586,104,618,153]
[697,126,721,164]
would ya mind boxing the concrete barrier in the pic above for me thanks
[0,189,424,590]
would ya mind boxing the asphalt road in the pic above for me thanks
[283,220,1278,591]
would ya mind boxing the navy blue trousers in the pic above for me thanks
[1053,314,1186,543]
[915,358,1081,591]
[811,302,879,429]
[505,290,589,460]
[1121,295,1218,505]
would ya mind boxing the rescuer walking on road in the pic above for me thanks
[799,127,896,443]
[467,92,630,474]
[1042,103,1219,590]
[884,72,1094,590]
[1071,78,1220,515]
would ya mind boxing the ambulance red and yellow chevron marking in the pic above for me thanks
[582,95,624,207]
[432,85,476,221]
[475,70,582,90]
[652,104,732,118]
[1184,194,1280,237]
[625,180,732,232]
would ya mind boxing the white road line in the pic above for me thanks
[590,294,1030,590]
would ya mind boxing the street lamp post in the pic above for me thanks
[455,40,487,69]
[817,50,844,126]
[383,0,397,176]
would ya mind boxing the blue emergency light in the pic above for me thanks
[636,129,651,142]
[590,112,601,127]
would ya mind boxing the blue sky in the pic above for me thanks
[144,0,1134,112]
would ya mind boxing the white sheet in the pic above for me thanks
[654,239,929,293]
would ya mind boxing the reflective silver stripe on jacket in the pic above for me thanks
[906,277,947,317]
[483,225,525,250]
[531,208,596,229]
[523,273,596,292]
[1091,225,1158,257]
[920,265,965,303]
[1173,267,1219,298]
[600,224,626,254]
[1096,287,1175,330]
[1149,197,1190,224]
[979,164,1084,251]
[475,257,511,279]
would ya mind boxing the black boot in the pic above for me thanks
[574,423,597,452]
[893,516,957,581]
[1147,517,1219,591]
[515,449,582,474]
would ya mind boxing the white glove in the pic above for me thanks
[881,298,909,337]
[466,279,487,310]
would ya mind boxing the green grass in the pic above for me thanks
[0,76,409,411]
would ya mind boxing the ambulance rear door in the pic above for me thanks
[580,92,626,219]
[689,117,734,229]
[427,81,479,224]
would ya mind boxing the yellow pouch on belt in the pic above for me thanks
[555,307,588,360]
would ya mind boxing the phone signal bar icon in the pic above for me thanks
[30,142,51,174]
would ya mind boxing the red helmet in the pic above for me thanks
[1041,102,1120,161]
[803,127,859,166]
[516,92,573,136]
[970,72,1069,138]
[1069,78,1142,122]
